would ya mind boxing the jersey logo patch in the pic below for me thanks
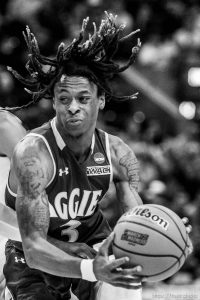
[59,167,69,176]
[93,152,105,164]
[87,165,111,176]
[15,256,26,264]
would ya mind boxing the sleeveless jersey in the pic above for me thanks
[5,118,112,245]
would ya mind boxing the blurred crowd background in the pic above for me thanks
[1,0,200,286]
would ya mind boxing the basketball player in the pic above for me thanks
[2,12,192,300]
[2,12,145,300]
[0,110,26,300]
[0,111,141,300]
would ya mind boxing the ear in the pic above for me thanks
[99,94,105,110]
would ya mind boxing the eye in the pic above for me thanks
[59,97,70,104]
[79,96,89,103]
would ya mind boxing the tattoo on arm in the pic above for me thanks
[17,156,46,197]
[16,191,50,238]
[119,151,140,192]
[14,147,50,239]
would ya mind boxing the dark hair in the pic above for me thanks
[5,12,141,111]
[52,61,108,98]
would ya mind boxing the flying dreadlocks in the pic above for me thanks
[6,11,141,111]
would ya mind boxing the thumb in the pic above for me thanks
[98,232,115,257]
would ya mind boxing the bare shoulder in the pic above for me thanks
[108,133,139,183]
[12,135,54,194]
[0,110,9,123]
[13,135,47,160]
[108,133,137,162]
[0,111,21,127]
[0,111,26,158]
[0,111,13,132]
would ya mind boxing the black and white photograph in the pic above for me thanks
[0,0,199,299]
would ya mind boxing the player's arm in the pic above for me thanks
[13,136,142,286]
[13,135,84,277]
[109,134,143,212]
[0,201,96,258]
[0,203,96,258]
[0,111,26,158]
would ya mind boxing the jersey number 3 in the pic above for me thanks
[61,220,81,242]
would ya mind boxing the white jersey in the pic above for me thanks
[96,282,142,300]
[0,157,10,204]
[0,157,10,299]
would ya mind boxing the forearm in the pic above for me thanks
[0,204,71,247]
[24,236,82,278]
[110,136,143,209]
[47,236,65,250]
[129,187,143,206]
[0,204,72,246]
[13,139,88,278]
[116,181,143,213]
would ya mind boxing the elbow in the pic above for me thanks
[25,251,37,269]
[22,239,41,269]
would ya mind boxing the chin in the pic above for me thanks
[65,127,85,138]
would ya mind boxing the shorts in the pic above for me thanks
[3,240,97,300]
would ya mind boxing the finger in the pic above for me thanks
[78,246,97,259]
[115,275,142,285]
[182,217,189,224]
[142,277,147,282]
[83,248,97,259]
[186,225,192,234]
[120,265,143,276]
[187,246,193,255]
[109,280,142,290]
[108,256,130,270]
[186,239,193,255]
[78,252,93,259]
[98,232,115,257]
[89,247,98,256]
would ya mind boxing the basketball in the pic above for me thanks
[112,204,190,282]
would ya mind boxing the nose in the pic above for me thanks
[68,98,80,114]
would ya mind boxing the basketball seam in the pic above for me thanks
[117,220,185,255]
[147,204,189,248]
[145,260,179,278]
[113,242,180,259]
[113,242,182,279]
[143,250,186,278]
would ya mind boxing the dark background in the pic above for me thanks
[1,0,200,285]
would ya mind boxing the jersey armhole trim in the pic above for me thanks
[51,118,65,150]
[26,133,56,188]
[105,133,113,183]
[7,180,17,197]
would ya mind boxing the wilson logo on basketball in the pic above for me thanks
[121,229,149,246]
[93,152,105,164]
[126,208,169,230]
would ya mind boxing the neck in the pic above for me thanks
[55,119,94,162]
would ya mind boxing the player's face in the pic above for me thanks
[53,76,105,137]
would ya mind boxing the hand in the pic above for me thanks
[58,241,97,259]
[182,217,193,256]
[93,232,143,289]
[47,236,97,259]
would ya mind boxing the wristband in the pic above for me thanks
[80,259,97,282]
